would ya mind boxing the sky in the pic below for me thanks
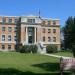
[0,0,75,26]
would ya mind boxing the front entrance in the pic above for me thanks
[28,36,33,43]
[28,27,34,44]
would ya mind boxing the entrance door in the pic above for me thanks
[28,36,33,43]
[28,27,34,44]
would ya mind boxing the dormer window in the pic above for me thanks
[27,19,35,23]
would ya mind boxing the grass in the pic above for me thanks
[0,52,72,75]
[52,51,73,57]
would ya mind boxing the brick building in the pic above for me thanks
[0,15,61,51]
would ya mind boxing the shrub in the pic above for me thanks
[19,45,24,53]
[46,45,57,53]
[20,45,31,53]
[30,45,38,53]
[19,45,38,53]
[15,44,23,52]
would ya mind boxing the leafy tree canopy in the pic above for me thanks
[63,16,75,49]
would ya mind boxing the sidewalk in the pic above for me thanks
[44,53,72,58]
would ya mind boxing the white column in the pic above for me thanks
[35,27,37,44]
[26,27,28,44]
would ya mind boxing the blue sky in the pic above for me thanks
[0,0,75,26]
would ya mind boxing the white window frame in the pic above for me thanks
[8,27,12,32]
[48,37,51,42]
[14,36,17,41]
[2,44,5,50]
[53,37,56,42]
[8,35,12,41]
[27,19,35,23]
[53,29,56,33]
[8,44,11,50]
[14,26,17,32]
[2,27,6,31]
[43,36,45,41]
[1,34,5,41]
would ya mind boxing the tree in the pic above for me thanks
[60,26,65,49]
[63,16,75,57]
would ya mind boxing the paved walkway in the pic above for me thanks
[43,53,72,58]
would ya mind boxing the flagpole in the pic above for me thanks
[38,9,41,18]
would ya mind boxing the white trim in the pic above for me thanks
[0,15,19,17]
[43,42,61,45]
[21,24,41,27]
[25,27,28,44]
[21,42,60,45]
[0,42,16,43]
[21,15,39,18]
[0,49,15,51]
[35,27,36,43]
[42,18,60,21]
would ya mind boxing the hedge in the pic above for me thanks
[19,45,38,53]
[46,44,57,53]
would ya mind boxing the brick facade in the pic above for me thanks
[0,15,61,51]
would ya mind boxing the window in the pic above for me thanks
[2,35,5,41]
[53,37,56,42]
[53,29,56,33]
[8,18,12,23]
[48,29,51,33]
[29,28,33,32]
[14,27,17,32]
[2,27,5,31]
[48,37,51,42]
[42,21,45,25]
[14,19,18,23]
[43,36,45,41]
[53,21,56,25]
[48,21,51,25]
[32,19,35,23]
[8,35,11,41]
[8,27,12,32]
[8,45,11,49]
[2,17,6,23]
[14,36,17,41]
[27,19,35,23]
[2,44,5,49]
[42,28,45,33]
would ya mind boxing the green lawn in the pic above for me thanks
[52,51,73,57]
[0,52,72,75]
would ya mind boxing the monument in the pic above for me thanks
[37,42,46,54]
